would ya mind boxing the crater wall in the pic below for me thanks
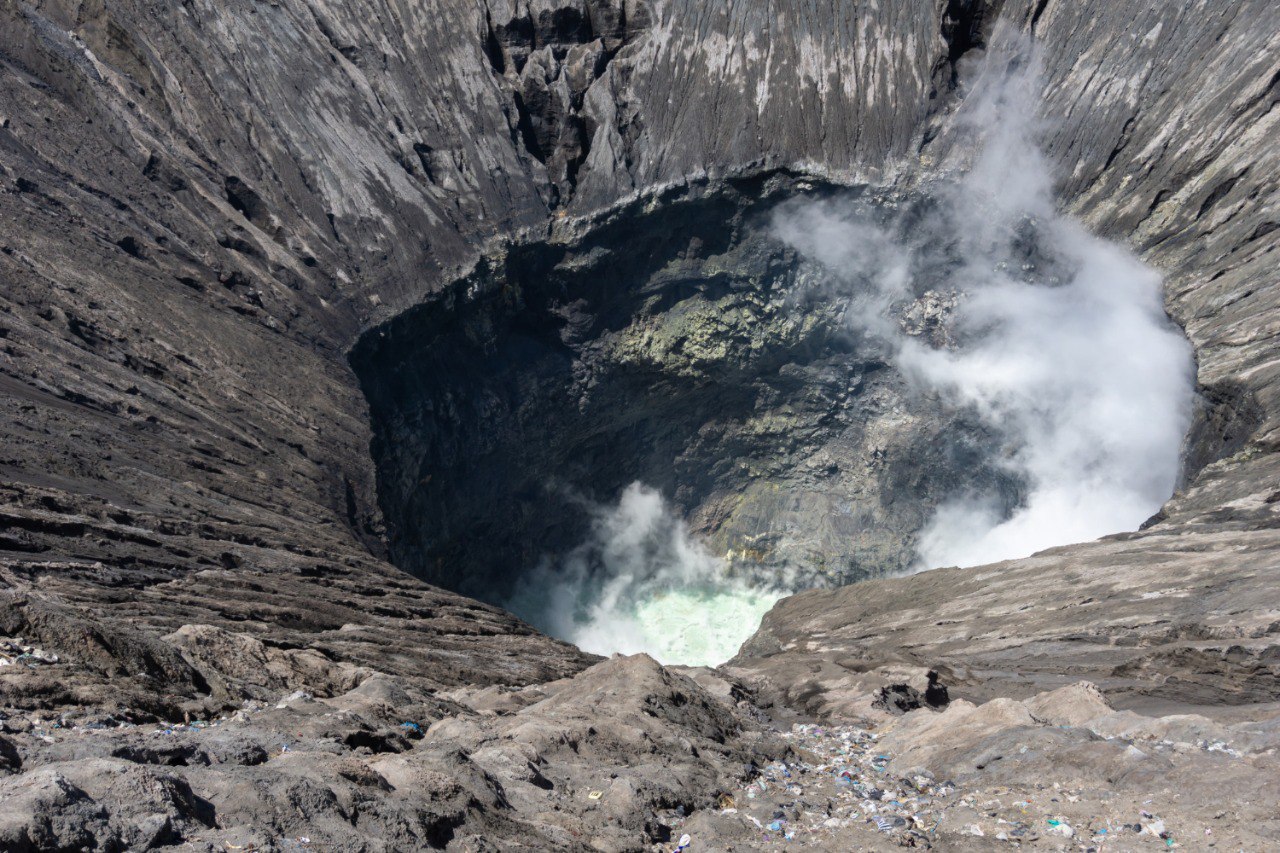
[352,177,1022,600]
[0,0,1275,726]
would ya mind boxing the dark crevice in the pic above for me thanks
[1145,188,1173,218]
[1030,0,1052,32]
[482,9,506,75]
[1101,114,1137,172]
[0,735,21,772]
[311,10,359,63]
[111,744,202,767]
[1180,380,1265,487]
[938,0,1002,91]
[564,115,590,190]
[1197,167,1249,219]
[1246,221,1278,244]
[511,91,546,163]
[1229,67,1280,124]
[413,143,438,183]
[115,235,148,260]
[223,176,271,231]
[143,152,187,192]
[343,473,388,561]
[343,729,409,754]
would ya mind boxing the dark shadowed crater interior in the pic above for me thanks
[350,173,1253,611]
[350,175,1029,604]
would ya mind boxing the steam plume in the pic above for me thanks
[505,482,783,666]
[506,31,1194,666]
[775,31,1194,571]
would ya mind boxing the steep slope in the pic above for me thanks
[0,0,953,698]
[732,0,1280,714]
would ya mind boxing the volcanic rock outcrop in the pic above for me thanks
[0,0,1277,848]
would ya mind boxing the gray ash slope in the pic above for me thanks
[0,0,1277,850]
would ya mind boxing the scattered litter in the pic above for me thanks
[0,638,60,668]
[672,833,691,852]
[716,723,955,845]
[1201,739,1242,758]
[1046,818,1074,838]
[702,720,1204,850]
[587,790,603,800]
[275,690,312,709]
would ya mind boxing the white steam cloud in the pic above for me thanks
[505,482,783,667]
[775,33,1194,571]
[506,32,1194,666]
